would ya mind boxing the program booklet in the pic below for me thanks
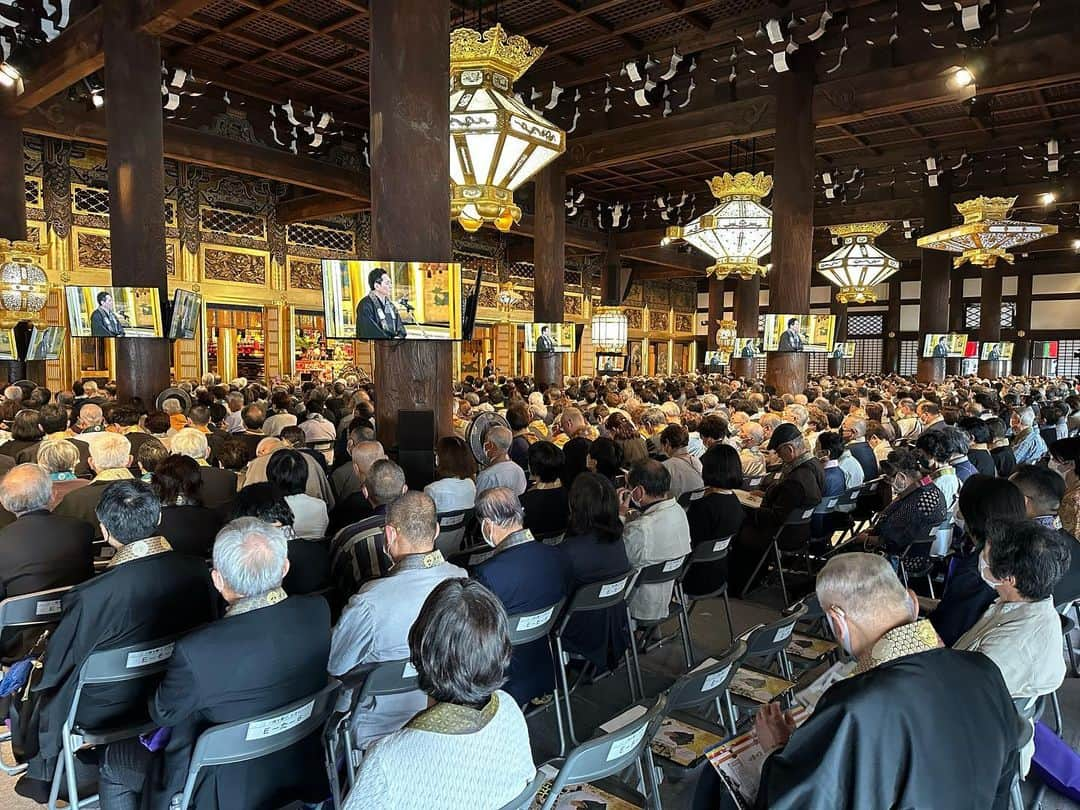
[531,764,641,810]
[794,659,857,712]
[728,667,795,704]
[785,632,838,661]
[650,716,725,766]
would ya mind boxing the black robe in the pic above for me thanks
[756,648,1018,810]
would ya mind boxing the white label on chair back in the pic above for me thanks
[402,662,417,679]
[126,642,174,669]
[598,578,628,598]
[606,724,648,761]
[827,498,839,508]
[599,704,648,734]
[701,665,732,692]
[662,559,682,573]
[712,538,731,552]
[35,599,62,616]
[773,623,795,643]
[245,699,315,741]
[516,606,555,632]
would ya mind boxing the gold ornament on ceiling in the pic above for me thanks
[917,195,1058,268]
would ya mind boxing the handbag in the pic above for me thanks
[1031,720,1080,801]
[6,628,50,763]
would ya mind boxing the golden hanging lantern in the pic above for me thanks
[0,239,49,328]
[591,306,628,353]
[495,281,522,320]
[916,195,1058,268]
[715,318,738,352]
[817,221,901,304]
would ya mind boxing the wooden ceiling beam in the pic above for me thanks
[277,193,368,224]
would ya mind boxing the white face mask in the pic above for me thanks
[480,520,496,548]
[978,551,1004,589]
[1050,459,1071,479]
[830,611,854,656]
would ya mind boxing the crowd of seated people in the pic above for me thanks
[0,368,1077,807]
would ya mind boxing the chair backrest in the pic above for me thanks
[812,494,843,515]
[437,508,472,532]
[784,506,817,526]
[447,544,496,570]
[929,519,954,558]
[342,658,420,704]
[740,604,807,660]
[435,508,473,556]
[677,489,705,509]
[635,555,690,586]
[787,592,824,623]
[496,771,548,810]
[540,694,668,808]
[742,476,764,490]
[0,586,70,632]
[179,681,340,810]
[688,535,733,565]
[666,641,747,712]
[558,571,640,632]
[533,530,565,546]
[507,599,566,646]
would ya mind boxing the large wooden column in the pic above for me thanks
[917,174,952,383]
[883,279,901,374]
[946,267,965,376]
[706,277,724,351]
[828,288,847,377]
[0,116,29,384]
[104,0,172,407]
[1014,271,1033,376]
[533,160,565,388]
[731,276,759,379]
[369,0,453,447]
[978,265,1005,379]
[765,57,815,395]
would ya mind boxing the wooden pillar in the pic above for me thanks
[978,265,1005,379]
[765,57,814,395]
[706,277,723,351]
[883,279,901,374]
[1014,271,1033,376]
[828,287,847,377]
[0,116,30,384]
[917,174,952,383]
[946,267,965,376]
[533,160,565,388]
[369,0,453,448]
[103,0,171,407]
[731,276,759,379]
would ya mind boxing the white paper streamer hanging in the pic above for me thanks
[659,48,683,81]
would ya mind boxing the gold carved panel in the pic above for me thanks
[625,308,642,330]
[77,231,111,270]
[674,313,693,333]
[203,247,267,285]
[565,295,583,316]
[649,309,670,332]
[288,259,322,290]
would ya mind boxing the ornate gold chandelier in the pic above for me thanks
[817,222,901,304]
[591,306,628,353]
[662,172,773,279]
[917,195,1058,268]
[715,318,738,352]
[495,281,522,320]
[449,24,567,233]
[0,239,49,328]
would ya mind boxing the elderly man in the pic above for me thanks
[1012,405,1048,465]
[475,425,527,499]
[741,553,1018,809]
[620,461,691,622]
[14,481,218,801]
[737,421,767,477]
[638,407,668,458]
[222,391,245,434]
[553,406,597,448]
[170,427,239,514]
[918,401,947,434]
[97,518,331,810]
[54,433,135,536]
[759,413,783,448]
[237,403,269,461]
[330,492,466,749]
[71,402,110,453]
[246,436,335,506]
[473,486,569,706]
[841,414,879,481]
[660,424,703,499]
[299,400,337,464]
[329,440,387,534]
[330,459,408,592]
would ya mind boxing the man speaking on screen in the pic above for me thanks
[536,325,557,353]
[357,267,407,340]
[90,290,126,337]
[776,317,804,352]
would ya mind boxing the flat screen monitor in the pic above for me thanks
[922,333,969,358]
[167,289,201,340]
[829,340,856,359]
[321,260,463,340]
[65,286,163,338]
[980,341,1014,360]
[596,352,626,373]
[0,330,15,361]
[1035,341,1059,359]
[964,341,980,359]
[732,338,761,358]
[524,323,577,353]
[25,326,65,360]
[763,314,836,353]
[703,350,729,369]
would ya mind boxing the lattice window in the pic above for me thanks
[850,338,883,376]
[757,314,766,333]
[1058,340,1080,377]
[285,222,354,253]
[72,185,111,216]
[509,261,534,279]
[24,178,42,208]
[900,340,919,376]
[965,301,1016,330]
[1001,301,1016,328]
[200,207,267,239]
[164,200,177,228]
[807,353,827,376]
[847,313,884,337]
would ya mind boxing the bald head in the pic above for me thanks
[256,437,285,457]
[816,553,915,656]
[386,491,439,552]
[351,440,386,481]
[0,464,52,515]
[483,425,512,460]
[79,403,103,428]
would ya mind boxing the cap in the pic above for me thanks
[767,422,802,451]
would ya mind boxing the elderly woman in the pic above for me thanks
[267,449,328,539]
[857,447,946,555]
[1,409,42,461]
[37,439,90,510]
[605,412,648,469]
[345,578,535,809]
[152,454,224,558]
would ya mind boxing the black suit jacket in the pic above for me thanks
[144,596,331,810]
[18,437,92,477]
[90,307,125,337]
[777,330,804,352]
[846,440,879,481]
[53,479,115,539]
[198,465,239,515]
[357,294,406,340]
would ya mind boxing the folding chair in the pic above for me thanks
[446,543,497,570]
[781,594,841,672]
[895,537,939,598]
[507,599,567,752]
[729,605,807,719]
[327,658,421,803]
[177,681,340,810]
[740,506,817,605]
[536,694,668,810]
[681,535,736,646]
[551,571,640,750]
[0,587,71,775]
[627,556,693,683]
[660,640,747,742]
[434,508,473,556]
[496,771,550,810]
[48,635,182,810]
[677,488,706,510]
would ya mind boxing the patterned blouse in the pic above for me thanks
[1061,482,1080,539]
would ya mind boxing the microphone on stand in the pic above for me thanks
[397,296,416,314]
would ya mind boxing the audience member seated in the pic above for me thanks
[475,426,527,499]
[263,394,299,438]
[854,447,946,555]
[472,487,569,706]
[268,449,328,539]
[14,480,218,801]
[344,578,535,810]
[136,439,168,482]
[930,476,1028,645]
[730,425,823,595]
[108,406,158,472]
[917,428,960,513]
[1012,405,1048,466]
[683,444,745,596]
[505,401,532,473]
[0,465,93,659]
[423,436,476,515]
[237,404,269,460]
[960,417,997,477]
[151,454,224,558]
[330,459,408,590]
[1009,464,1080,606]
[561,436,593,489]
[246,436,336,506]
[606,412,649,469]
[54,432,134,537]
[229,483,329,596]
[841,414,878,481]
[734,553,1019,810]
[37,438,90,509]
[620,461,692,623]
[98,518,331,810]
[17,404,90,475]
[557,472,631,673]
[1,409,42,461]
[329,422,378,501]
[169,428,238,514]
[811,432,848,542]
[330,492,466,749]
[329,440,387,534]
[1051,437,1080,539]
[520,441,569,538]
[280,424,330,475]
[587,436,624,484]
[736,421,767,477]
[866,422,893,464]
[660,424,704,499]
[70,403,110,454]
[988,417,1017,478]
[299,399,337,464]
